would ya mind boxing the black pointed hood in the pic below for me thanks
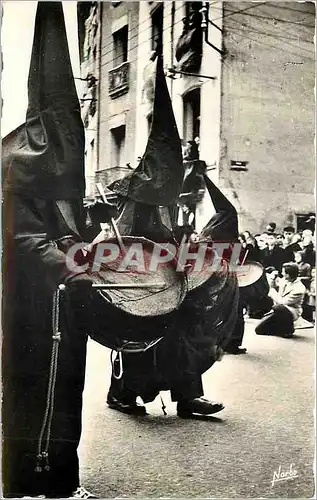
[3,2,85,200]
[199,174,239,242]
[109,55,184,206]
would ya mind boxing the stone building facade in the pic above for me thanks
[78,1,315,232]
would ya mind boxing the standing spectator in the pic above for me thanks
[260,233,285,274]
[255,233,268,253]
[307,268,316,323]
[243,231,261,261]
[266,222,277,234]
[294,251,312,286]
[301,230,316,267]
[294,250,313,322]
[239,231,261,262]
[276,233,284,248]
[282,226,302,262]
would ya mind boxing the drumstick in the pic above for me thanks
[96,182,126,256]
[240,249,249,267]
[92,283,166,289]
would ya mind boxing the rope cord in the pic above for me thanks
[35,286,63,473]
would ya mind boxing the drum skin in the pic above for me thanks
[235,261,264,288]
[238,262,270,304]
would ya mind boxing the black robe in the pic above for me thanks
[2,195,90,497]
[2,3,90,496]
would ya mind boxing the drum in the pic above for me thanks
[185,244,228,294]
[238,261,271,310]
[75,236,187,349]
[235,261,264,288]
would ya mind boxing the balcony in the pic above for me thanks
[108,61,130,98]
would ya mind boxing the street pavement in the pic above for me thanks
[78,318,315,499]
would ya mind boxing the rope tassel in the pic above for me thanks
[35,284,64,473]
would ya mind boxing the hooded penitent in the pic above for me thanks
[2,4,88,498]
[110,55,183,206]
[105,56,239,402]
[199,173,239,243]
[108,55,184,242]
[3,1,85,201]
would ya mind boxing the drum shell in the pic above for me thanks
[87,291,180,349]
[239,269,270,305]
[75,235,187,349]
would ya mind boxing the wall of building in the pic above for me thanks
[98,1,140,188]
[220,1,315,233]
[81,1,315,232]
[78,2,100,198]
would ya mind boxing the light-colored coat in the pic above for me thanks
[269,278,306,320]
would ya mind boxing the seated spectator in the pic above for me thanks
[282,226,301,262]
[260,233,285,275]
[255,262,306,338]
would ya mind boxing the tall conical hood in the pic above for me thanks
[3,2,85,200]
[200,174,238,242]
[110,55,184,206]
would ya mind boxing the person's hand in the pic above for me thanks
[266,270,278,288]
[87,200,117,225]
[66,273,94,303]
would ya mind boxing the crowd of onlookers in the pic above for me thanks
[239,222,316,323]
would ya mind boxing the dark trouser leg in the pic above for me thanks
[108,351,160,404]
[248,296,274,318]
[255,304,294,336]
[226,302,245,348]
[302,304,314,323]
[302,294,314,322]
[170,376,204,402]
[108,356,139,404]
[2,311,87,498]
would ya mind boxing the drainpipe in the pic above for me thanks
[170,1,175,97]
[201,1,223,56]
[96,2,103,180]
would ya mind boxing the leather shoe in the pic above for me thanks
[177,397,224,418]
[107,394,146,416]
[282,332,294,338]
[224,346,247,354]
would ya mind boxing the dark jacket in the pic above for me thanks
[260,245,285,274]
[283,242,302,263]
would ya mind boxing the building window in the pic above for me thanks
[113,25,128,68]
[183,88,201,153]
[77,2,95,63]
[296,213,316,233]
[151,4,163,54]
[175,2,203,72]
[185,1,202,19]
[111,125,126,166]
